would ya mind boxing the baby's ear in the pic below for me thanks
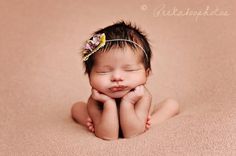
[145,68,151,77]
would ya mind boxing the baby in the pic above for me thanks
[71,21,180,140]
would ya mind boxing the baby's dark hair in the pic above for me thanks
[82,21,152,75]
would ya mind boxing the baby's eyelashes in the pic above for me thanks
[96,71,111,74]
[124,68,141,72]
[95,68,141,74]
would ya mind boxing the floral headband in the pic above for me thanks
[83,33,148,61]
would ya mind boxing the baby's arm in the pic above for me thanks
[119,85,151,138]
[87,89,119,140]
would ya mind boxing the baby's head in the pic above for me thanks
[83,21,152,75]
[82,21,152,98]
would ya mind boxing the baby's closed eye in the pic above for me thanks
[124,68,141,72]
[96,70,111,74]
[95,67,112,74]
[123,64,142,72]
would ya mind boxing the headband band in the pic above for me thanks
[83,33,148,61]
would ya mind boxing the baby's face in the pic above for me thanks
[89,47,149,98]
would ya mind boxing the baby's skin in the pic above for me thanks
[72,86,180,140]
[86,85,151,137]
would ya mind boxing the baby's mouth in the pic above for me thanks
[109,86,128,92]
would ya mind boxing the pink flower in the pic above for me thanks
[83,33,106,61]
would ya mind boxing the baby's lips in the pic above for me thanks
[109,86,127,92]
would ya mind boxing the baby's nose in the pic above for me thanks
[111,70,124,82]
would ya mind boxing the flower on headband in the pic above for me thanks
[83,33,106,61]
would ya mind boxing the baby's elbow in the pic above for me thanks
[95,131,118,141]
[101,136,118,141]
[123,125,146,138]
[97,134,118,141]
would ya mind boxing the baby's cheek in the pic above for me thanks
[90,78,99,88]
[130,76,147,87]
[89,76,99,88]
[89,76,108,91]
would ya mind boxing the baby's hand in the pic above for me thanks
[122,85,145,105]
[91,88,114,104]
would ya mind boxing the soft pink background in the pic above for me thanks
[1,0,235,155]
